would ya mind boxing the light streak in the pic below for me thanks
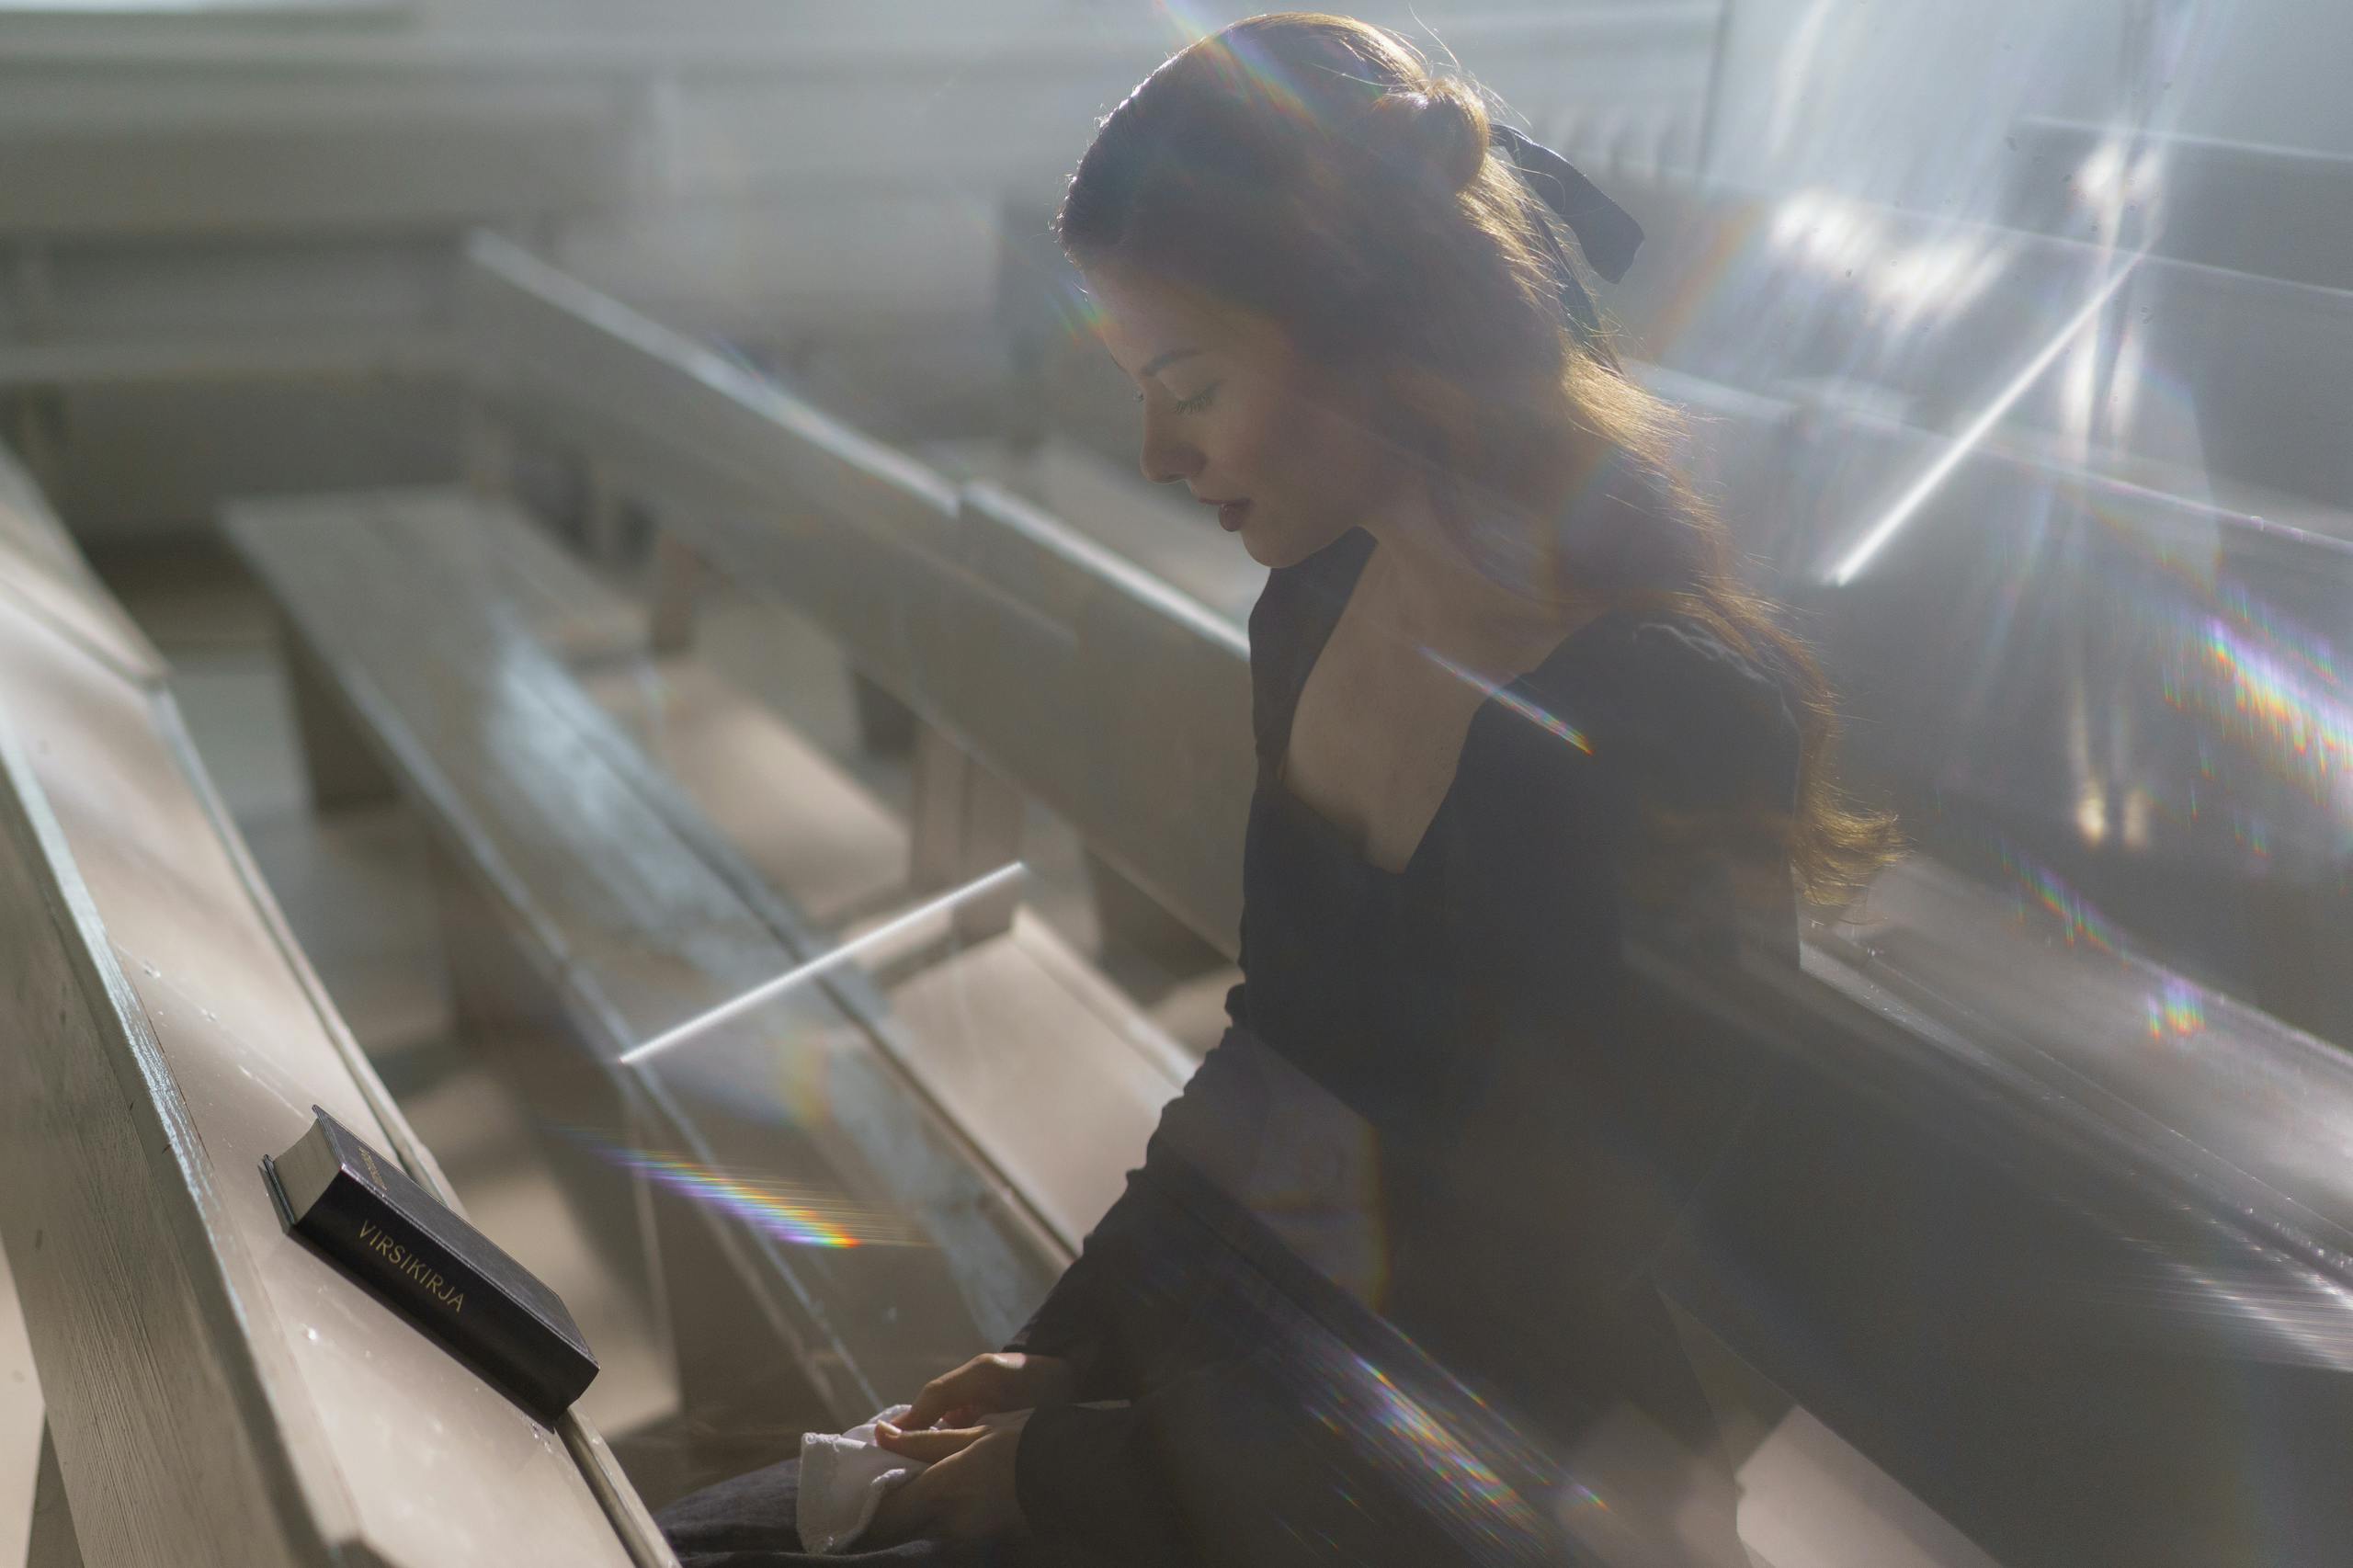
[598,1147,916,1249]
[1829,256,2143,586]
[620,862,1027,1066]
[1424,649,1593,754]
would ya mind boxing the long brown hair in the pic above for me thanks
[1059,12,1894,898]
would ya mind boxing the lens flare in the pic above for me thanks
[2146,976,2208,1042]
[1425,649,1594,755]
[575,1135,920,1249]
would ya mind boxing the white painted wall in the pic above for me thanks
[0,1,1722,340]
[1705,0,2122,211]
[1701,0,2353,214]
[6,0,2351,330]
[6,0,2352,534]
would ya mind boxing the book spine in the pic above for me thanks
[304,1175,578,1419]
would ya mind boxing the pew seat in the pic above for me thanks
[223,487,1180,1463]
[0,448,665,1566]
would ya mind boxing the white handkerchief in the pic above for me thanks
[797,1404,918,1554]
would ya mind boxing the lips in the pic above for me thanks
[1215,500,1252,532]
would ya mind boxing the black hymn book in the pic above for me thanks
[262,1106,598,1423]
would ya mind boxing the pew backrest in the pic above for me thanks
[450,226,2353,1278]
[0,444,670,1568]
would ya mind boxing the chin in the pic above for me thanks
[1240,515,1348,571]
[1238,528,1289,569]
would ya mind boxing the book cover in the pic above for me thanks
[263,1106,598,1423]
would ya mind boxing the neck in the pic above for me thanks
[1358,494,1594,681]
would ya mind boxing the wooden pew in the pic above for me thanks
[223,488,1074,1444]
[438,235,2353,1545]
[446,228,2353,1225]
[0,446,672,1567]
[461,233,1257,956]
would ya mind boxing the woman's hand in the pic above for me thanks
[865,1416,1029,1544]
[899,1351,1075,1431]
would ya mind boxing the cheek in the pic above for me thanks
[1196,381,1283,485]
[1263,384,1392,522]
[1236,403,1387,565]
[1215,374,1350,494]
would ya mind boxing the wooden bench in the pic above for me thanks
[224,489,1086,1460]
[0,446,670,1567]
[450,223,2353,1236]
[441,235,2353,1551]
[462,232,1257,958]
[915,435,1267,632]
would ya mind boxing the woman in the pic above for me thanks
[662,14,1889,1565]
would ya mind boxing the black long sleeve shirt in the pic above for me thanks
[1006,526,1801,1567]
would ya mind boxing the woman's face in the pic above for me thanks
[1086,267,1404,570]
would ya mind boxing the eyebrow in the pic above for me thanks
[1138,347,1204,379]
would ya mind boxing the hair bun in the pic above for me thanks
[1364,78,1490,196]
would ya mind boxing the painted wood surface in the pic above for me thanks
[227,489,1066,1423]
[0,444,162,686]
[0,449,661,1562]
[463,234,1257,953]
[0,596,642,1567]
[0,1241,45,1568]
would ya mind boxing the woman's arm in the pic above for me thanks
[999,979,1261,1401]
[989,1006,1281,1563]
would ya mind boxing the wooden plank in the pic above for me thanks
[461,232,963,701]
[964,483,1253,953]
[460,240,1258,952]
[0,595,639,1568]
[226,490,1066,1423]
[573,645,1203,1251]
[881,912,1181,1253]
[907,725,1023,943]
[0,451,78,581]
[577,657,907,934]
[145,646,677,1568]
[1816,858,2353,1256]
[0,444,163,687]
[917,437,1266,631]
[0,653,335,1568]
[0,1241,43,1568]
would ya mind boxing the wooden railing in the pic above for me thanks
[0,439,674,1568]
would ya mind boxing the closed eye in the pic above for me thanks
[1172,382,1221,415]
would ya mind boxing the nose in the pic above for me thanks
[1137,401,1202,486]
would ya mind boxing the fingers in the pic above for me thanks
[867,1428,1026,1545]
[875,1421,987,1463]
[902,1352,1019,1429]
[898,1389,961,1432]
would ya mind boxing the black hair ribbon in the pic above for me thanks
[1489,123,1643,351]
[1489,123,1643,282]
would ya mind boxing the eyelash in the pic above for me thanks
[1134,383,1222,415]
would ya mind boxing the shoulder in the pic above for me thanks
[1525,609,1802,816]
[1472,611,1802,962]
